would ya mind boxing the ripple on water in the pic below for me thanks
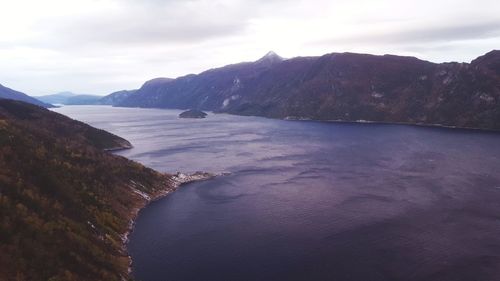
[53,106,500,281]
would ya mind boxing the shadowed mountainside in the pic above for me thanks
[0,84,53,108]
[115,50,500,130]
[0,99,173,280]
[37,91,137,106]
[99,90,137,105]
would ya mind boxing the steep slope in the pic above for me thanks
[0,100,173,280]
[117,56,281,109]
[116,50,500,130]
[0,84,53,108]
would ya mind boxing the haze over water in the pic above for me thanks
[55,106,500,281]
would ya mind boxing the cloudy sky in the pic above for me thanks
[0,0,499,96]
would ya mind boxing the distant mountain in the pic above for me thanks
[65,94,103,105]
[0,99,173,280]
[115,50,500,130]
[99,79,173,106]
[36,91,75,104]
[99,89,137,105]
[0,83,53,108]
[37,92,103,105]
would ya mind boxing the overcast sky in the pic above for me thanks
[1,0,499,96]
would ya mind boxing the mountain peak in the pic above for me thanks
[142,77,173,87]
[256,51,283,64]
[471,49,500,75]
[264,50,280,58]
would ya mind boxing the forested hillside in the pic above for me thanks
[0,99,173,280]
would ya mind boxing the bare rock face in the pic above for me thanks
[117,50,500,130]
[179,109,208,119]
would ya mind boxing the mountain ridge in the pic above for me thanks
[0,84,53,108]
[37,92,103,105]
[113,50,500,130]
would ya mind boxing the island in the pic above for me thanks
[179,109,208,119]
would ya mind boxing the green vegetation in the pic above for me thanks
[0,100,171,280]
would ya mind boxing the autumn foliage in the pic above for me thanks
[0,100,171,280]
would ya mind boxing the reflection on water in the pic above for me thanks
[54,106,500,281]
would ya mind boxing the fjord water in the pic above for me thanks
[54,106,500,281]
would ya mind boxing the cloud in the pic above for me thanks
[51,16,247,46]
[0,0,499,95]
[319,20,500,46]
[29,0,253,49]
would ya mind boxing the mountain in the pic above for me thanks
[0,99,174,280]
[36,91,76,104]
[0,84,53,108]
[37,92,103,105]
[65,94,103,105]
[99,89,137,105]
[256,51,284,65]
[115,50,500,130]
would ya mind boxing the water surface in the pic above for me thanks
[54,106,500,281]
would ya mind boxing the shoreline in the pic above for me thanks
[59,105,500,133]
[121,171,219,280]
[283,117,500,133]
[104,144,133,152]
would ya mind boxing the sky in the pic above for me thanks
[0,0,499,96]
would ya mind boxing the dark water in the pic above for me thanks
[54,106,500,281]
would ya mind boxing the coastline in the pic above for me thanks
[104,144,133,152]
[290,118,500,133]
[105,105,500,133]
[121,171,218,280]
